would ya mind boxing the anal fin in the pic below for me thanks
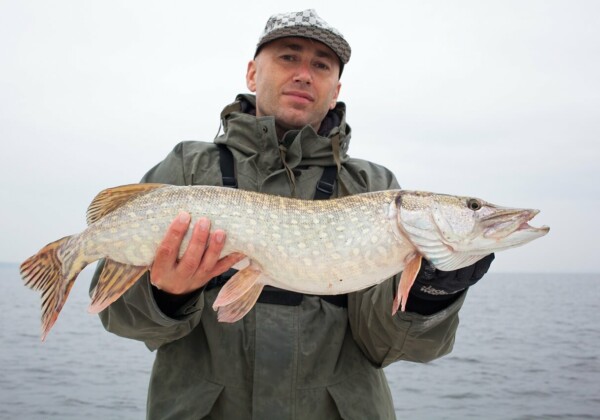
[392,254,422,315]
[88,260,147,313]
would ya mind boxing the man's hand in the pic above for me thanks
[410,254,495,300]
[149,211,245,295]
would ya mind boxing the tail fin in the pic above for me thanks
[20,236,76,341]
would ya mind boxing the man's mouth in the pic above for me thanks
[283,90,314,103]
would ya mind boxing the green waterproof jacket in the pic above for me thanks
[92,95,465,419]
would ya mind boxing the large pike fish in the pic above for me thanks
[20,184,549,340]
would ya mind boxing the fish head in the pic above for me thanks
[395,191,550,271]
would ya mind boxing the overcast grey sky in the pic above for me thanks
[1,0,598,273]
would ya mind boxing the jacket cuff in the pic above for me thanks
[151,286,204,319]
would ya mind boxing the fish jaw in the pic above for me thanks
[450,205,550,258]
[481,208,550,247]
[396,191,550,272]
[442,207,549,270]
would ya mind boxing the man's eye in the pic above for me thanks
[314,62,330,70]
[281,55,296,61]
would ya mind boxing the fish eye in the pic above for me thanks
[467,198,482,211]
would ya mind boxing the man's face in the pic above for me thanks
[246,37,342,136]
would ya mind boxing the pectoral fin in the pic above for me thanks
[212,265,265,323]
[392,253,422,315]
[88,260,147,313]
[216,283,264,323]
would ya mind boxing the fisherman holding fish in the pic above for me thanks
[93,10,497,419]
[50,9,502,419]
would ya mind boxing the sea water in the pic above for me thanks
[1,264,598,419]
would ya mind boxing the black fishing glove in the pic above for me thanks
[405,254,495,315]
[411,253,495,300]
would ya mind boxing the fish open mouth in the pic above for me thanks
[483,208,549,239]
[518,220,549,233]
[517,210,550,234]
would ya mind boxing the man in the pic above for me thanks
[93,9,493,419]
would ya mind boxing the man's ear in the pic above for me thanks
[246,60,257,92]
[329,82,341,109]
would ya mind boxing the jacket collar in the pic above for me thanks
[216,94,351,169]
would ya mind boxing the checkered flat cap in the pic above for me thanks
[256,9,351,64]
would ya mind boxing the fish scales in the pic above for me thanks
[85,186,410,294]
[20,183,549,339]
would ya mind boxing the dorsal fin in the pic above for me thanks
[86,183,167,225]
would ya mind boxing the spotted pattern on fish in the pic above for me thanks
[20,183,549,339]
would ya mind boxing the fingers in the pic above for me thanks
[177,218,211,275]
[185,233,246,287]
[211,252,246,276]
[151,213,246,295]
[454,264,476,283]
[472,253,495,281]
[195,229,227,276]
[152,211,192,280]
[416,258,436,281]
[179,218,229,276]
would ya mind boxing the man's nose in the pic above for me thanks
[293,62,313,84]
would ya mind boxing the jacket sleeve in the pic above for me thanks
[90,260,206,350]
[347,276,464,367]
[90,142,211,350]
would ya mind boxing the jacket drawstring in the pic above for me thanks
[278,143,297,196]
[331,133,349,197]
